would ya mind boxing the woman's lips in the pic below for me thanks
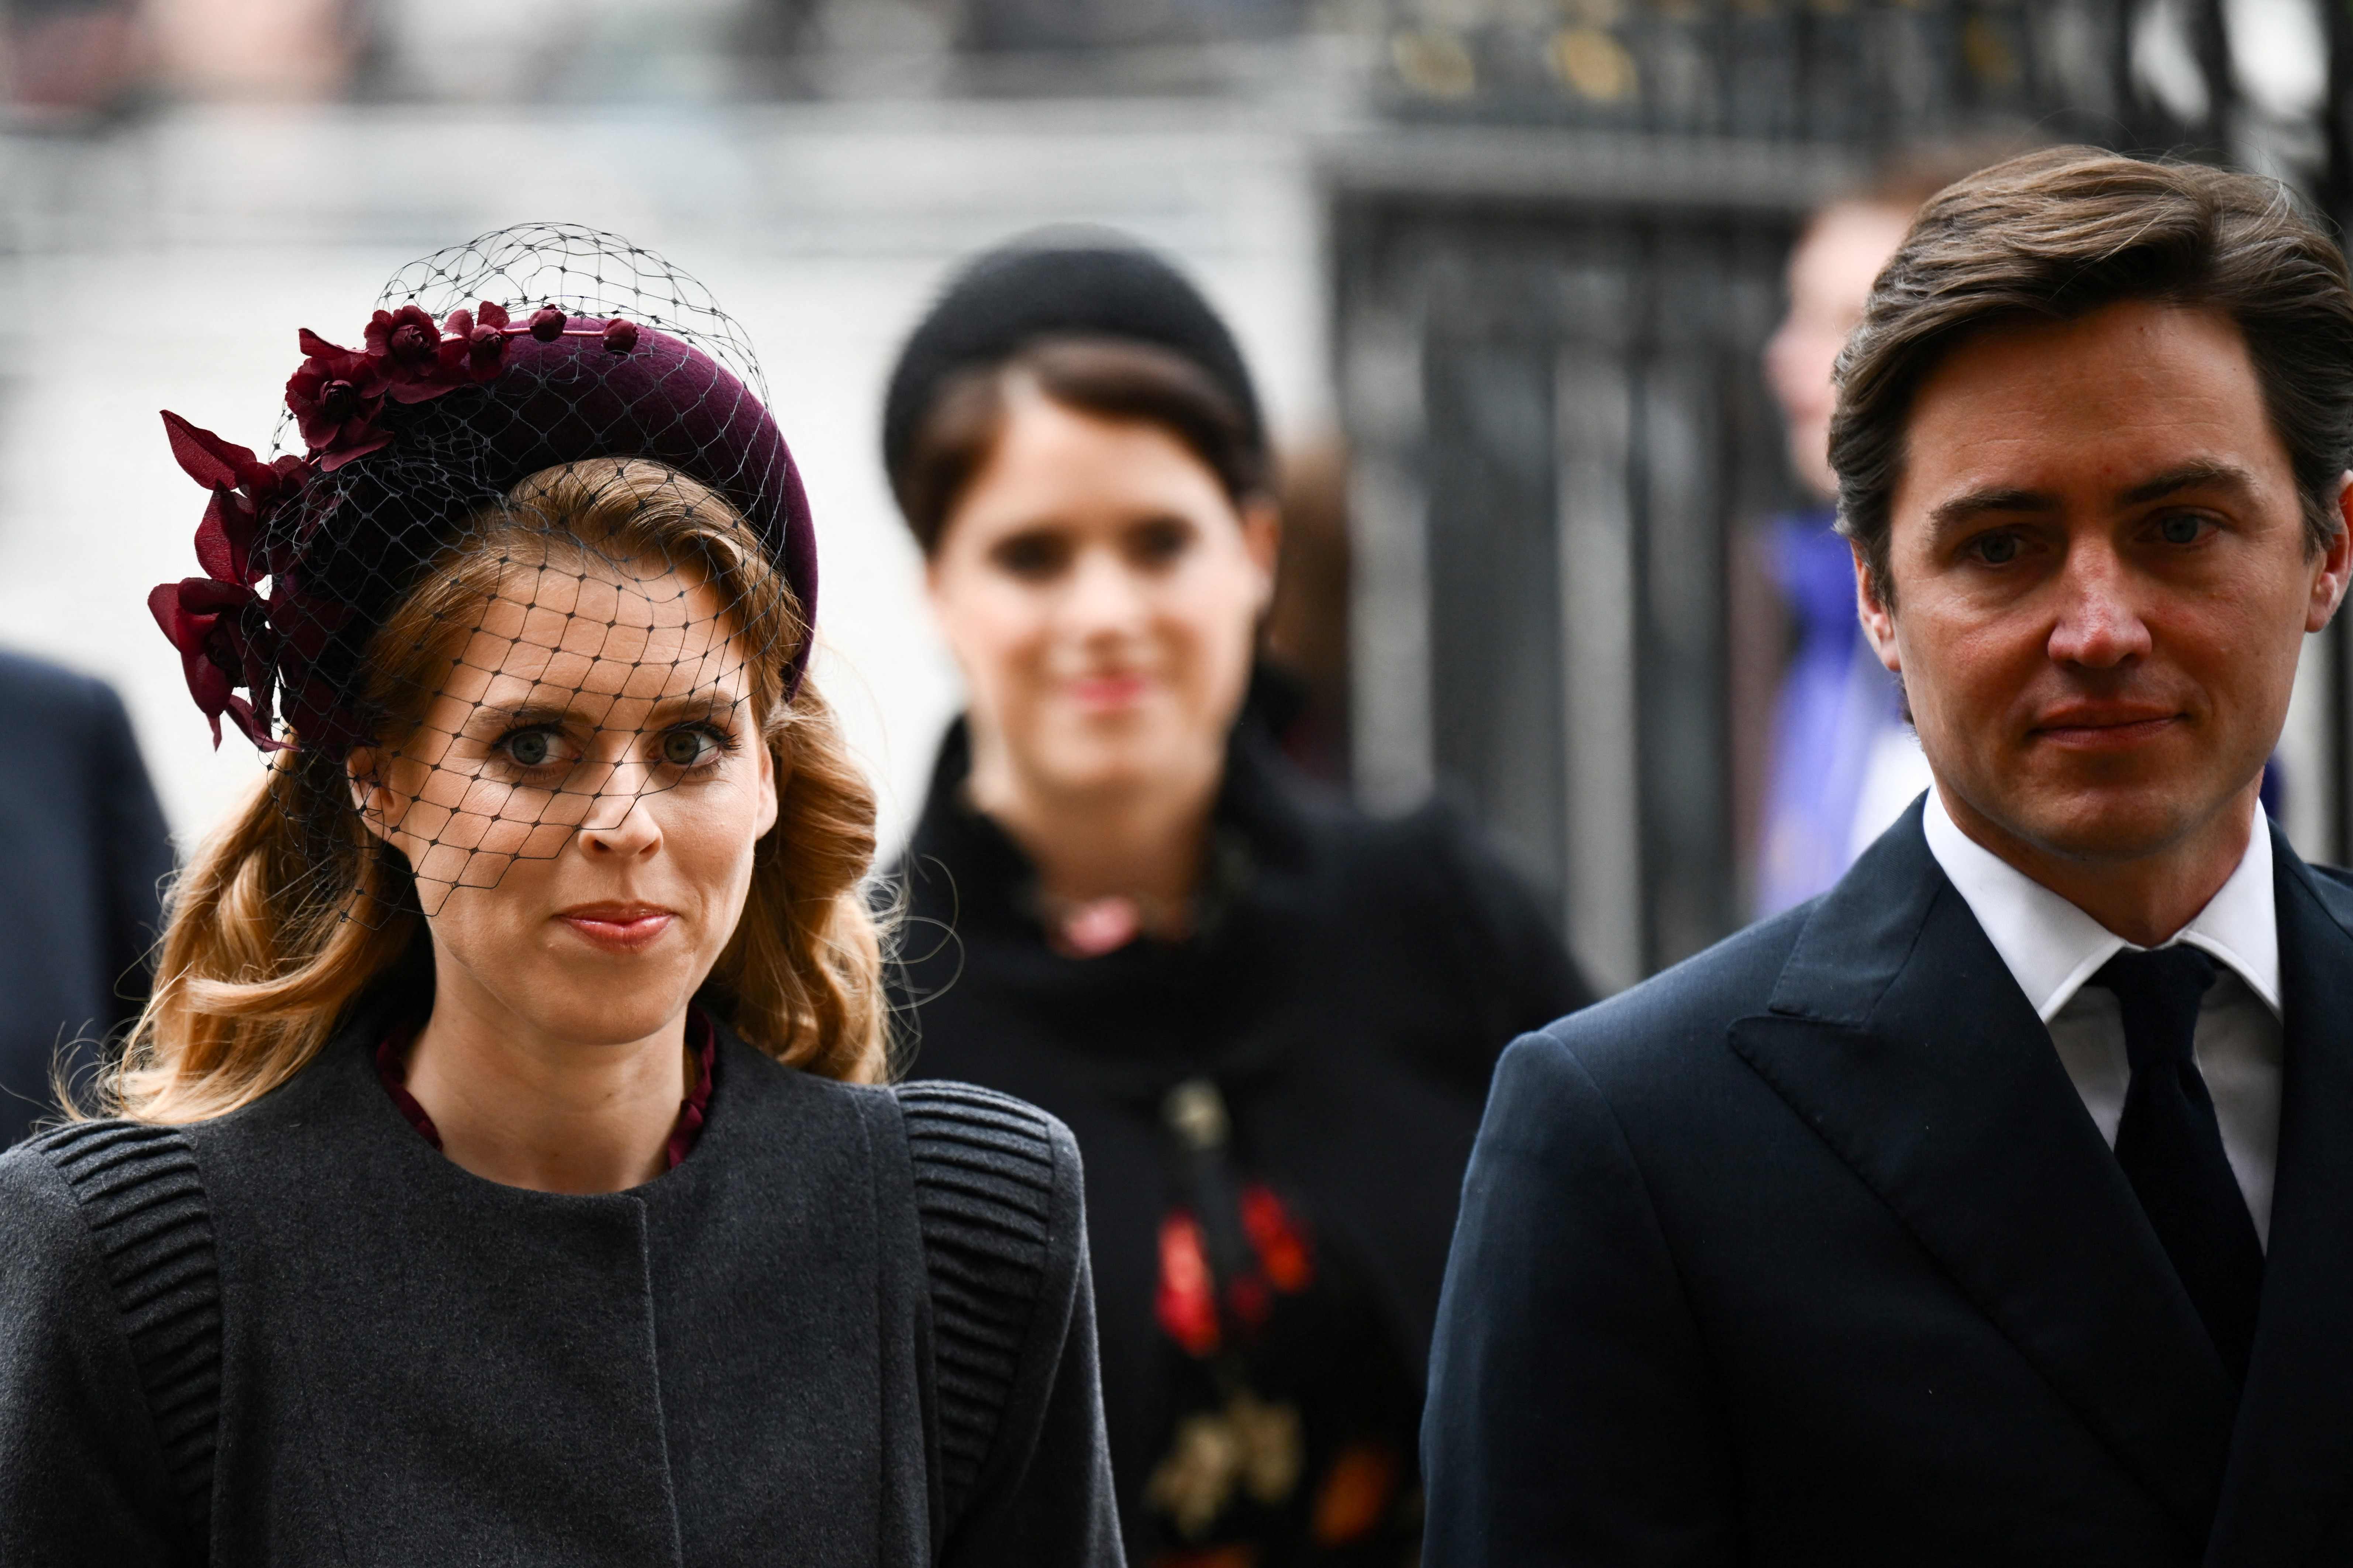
[556,906,675,951]
[1067,673,1150,712]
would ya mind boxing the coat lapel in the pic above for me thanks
[2205,832,2353,1565]
[1729,802,2234,1549]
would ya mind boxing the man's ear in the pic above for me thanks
[2311,470,2353,633]
[1853,541,1901,674]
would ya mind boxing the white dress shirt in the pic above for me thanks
[1922,790,2283,1246]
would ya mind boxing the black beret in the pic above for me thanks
[881,231,1265,488]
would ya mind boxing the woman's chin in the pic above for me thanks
[499,961,696,1049]
[1037,752,1179,800]
[530,1000,687,1050]
[1031,723,1213,798]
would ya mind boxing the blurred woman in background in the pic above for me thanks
[883,236,1593,1567]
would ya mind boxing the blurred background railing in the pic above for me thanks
[1334,0,2353,988]
[0,0,2344,992]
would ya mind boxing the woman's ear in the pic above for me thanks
[755,729,783,841]
[1240,495,1281,615]
[347,747,397,846]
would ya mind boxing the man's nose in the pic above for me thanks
[2046,542,2155,669]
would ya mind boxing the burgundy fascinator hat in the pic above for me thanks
[148,224,818,756]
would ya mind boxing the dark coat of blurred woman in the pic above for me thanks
[882,236,1594,1567]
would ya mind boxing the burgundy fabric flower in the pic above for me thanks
[602,318,639,354]
[465,301,513,375]
[285,329,390,470]
[529,306,567,342]
[468,325,507,372]
[368,300,520,403]
[148,412,307,748]
[148,577,271,749]
[366,304,441,375]
[366,305,468,405]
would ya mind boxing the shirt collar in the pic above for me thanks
[1921,787,2280,1022]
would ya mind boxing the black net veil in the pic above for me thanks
[152,223,819,930]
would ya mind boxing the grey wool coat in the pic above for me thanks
[0,994,1124,1567]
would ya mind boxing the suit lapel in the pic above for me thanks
[2206,833,2353,1565]
[1730,804,2233,1548]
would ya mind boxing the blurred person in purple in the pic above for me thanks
[1753,161,1963,914]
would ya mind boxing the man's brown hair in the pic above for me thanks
[1829,145,2353,605]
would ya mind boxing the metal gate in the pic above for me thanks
[1330,0,2351,991]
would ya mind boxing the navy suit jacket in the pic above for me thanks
[0,653,172,1149]
[1425,799,2353,1565]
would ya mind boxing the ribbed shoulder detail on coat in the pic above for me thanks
[896,1081,1060,1532]
[27,1120,219,1550]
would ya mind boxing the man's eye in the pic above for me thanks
[2157,513,2208,545]
[1973,533,2021,566]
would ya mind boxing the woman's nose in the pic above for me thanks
[577,780,663,857]
[1062,547,1147,633]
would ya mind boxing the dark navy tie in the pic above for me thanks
[2091,946,2264,1383]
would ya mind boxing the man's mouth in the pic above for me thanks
[2029,704,2184,749]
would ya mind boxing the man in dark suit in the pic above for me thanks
[1424,147,2353,1565]
[0,650,172,1147]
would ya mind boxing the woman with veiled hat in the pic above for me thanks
[0,229,1121,1567]
[881,235,1594,1565]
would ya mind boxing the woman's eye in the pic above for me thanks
[499,728,564,768]
[993,535,1068,579]
[1971,532,2021,566]
[1129,519,1193,567]
[660,726,722,768]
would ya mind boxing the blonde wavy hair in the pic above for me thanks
[101,459,887,1124]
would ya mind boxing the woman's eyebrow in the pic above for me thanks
[456,687,743,738]
[641,691,745,727]
[457,701,573,736]
[494,692,741,724]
